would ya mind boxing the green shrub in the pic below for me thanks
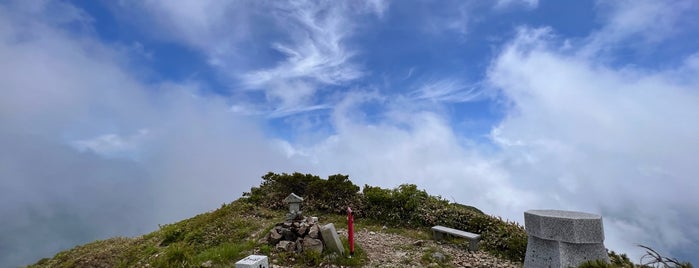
[159,225,184,246]
[362,184,436,225]
[608,250,635,268]
[307,174,362,214]
[246,172,323,209]
[245,172,362,214]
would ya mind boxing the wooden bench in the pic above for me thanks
[431,225,481,251]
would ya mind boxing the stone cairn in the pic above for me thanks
[261,193,324,254]
[264,214,324,254]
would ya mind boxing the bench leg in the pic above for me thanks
[433,231,444,241]
[468,239,479,251]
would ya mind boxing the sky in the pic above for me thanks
[1,0,698,266]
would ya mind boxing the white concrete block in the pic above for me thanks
[235,254,269,268]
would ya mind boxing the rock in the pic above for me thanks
[308,224,320,238]
[297,225,308,236]
[295,238,303,253]
[258,236,268,245]
[432,252,446,262]
[280,228,296,241]
[412,240,424,246]
[428,262,439,267]
[394,251,407,258]
[293,222,300,228]
[269,229,282,244]
[369,231,376,235]
[282,221,292,228]
[303,237,324,253]
[276,241,295,252]
[200,260,212,267]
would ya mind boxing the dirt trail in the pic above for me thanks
[345,228,521,268]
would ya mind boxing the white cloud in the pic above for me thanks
[487,26,699,261]
[72,129,150,159]
[283,90,542,218]
[0,2,296,266]
[581,0,699,58]
[410,78,484,103]
[121,0,385,117]
[118,0,253,67]
[240,1,366,114]
[419,1,473,37]
[495,0,539,10]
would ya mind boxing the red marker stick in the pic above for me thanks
[347,207,354,257]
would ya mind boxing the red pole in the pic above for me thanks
[347,207,354,257]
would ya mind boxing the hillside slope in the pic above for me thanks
[29,199,522,268]
[30,172,530,267]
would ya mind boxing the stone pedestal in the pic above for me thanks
[524,210,609,268]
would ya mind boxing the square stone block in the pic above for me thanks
[524,209,605,243]
[235,254,269,268]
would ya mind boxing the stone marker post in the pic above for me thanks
[524,209,609,268]
[320,223,345,255]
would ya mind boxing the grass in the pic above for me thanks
[29,200,283,268]
[30,200,372,268]
[333,237,368,267]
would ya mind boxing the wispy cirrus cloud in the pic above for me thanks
[239,1,379,115]
[494,0,539,10]
[410,78,485,103]
[120,0,387,117]
[581,0,699,59]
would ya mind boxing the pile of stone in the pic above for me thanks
[261,193,345,256]
[264,215,324,254]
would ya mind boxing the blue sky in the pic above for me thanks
[1,0,698,266]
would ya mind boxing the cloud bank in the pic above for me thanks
[0,1,294,266]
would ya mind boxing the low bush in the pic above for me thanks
[361,183,526,262]
[245,172,363,214]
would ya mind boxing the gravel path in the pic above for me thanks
[345,228,521,268]
[270,227,522,268]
